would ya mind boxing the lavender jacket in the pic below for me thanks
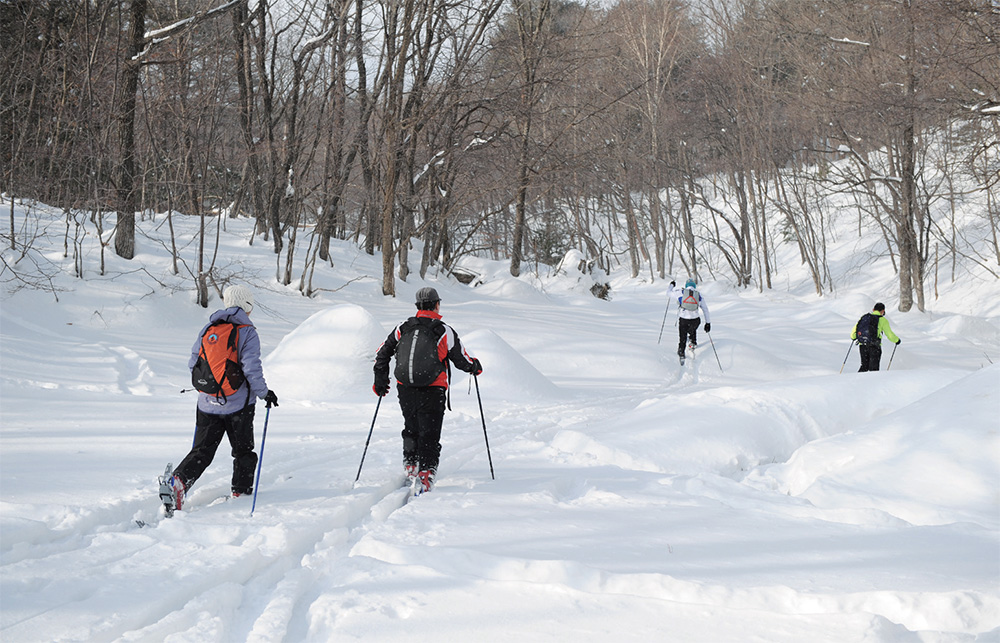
[189,307,269,415]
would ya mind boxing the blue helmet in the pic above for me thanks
[685,279,696,289]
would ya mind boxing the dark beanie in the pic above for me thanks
[416,287,440,304]
[874,302,886,312]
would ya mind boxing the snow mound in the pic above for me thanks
[472,274,551,303]
[548,249,609,296]
[748,363,1000,527]
[925,313,1000,346]
[263,304,386,403]
[450,329,564,401]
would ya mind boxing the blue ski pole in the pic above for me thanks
[250,401,272,516]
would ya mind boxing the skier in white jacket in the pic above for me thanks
[668,279,711,363]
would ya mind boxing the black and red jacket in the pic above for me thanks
[374,310,477,388]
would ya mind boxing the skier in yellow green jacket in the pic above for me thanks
[851,302,901,372]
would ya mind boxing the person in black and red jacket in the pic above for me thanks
[373,287,482,493]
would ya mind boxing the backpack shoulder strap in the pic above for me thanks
[228,323,250,350]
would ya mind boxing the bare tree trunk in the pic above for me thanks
[511,119,532,277]
[509,0,550,278]
[232,0,267,233]
[113,0,147,260]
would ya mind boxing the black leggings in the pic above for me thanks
[396,385,447,473]
[678,317,701,356]
[858,343,883,372]
[175,404,257,494]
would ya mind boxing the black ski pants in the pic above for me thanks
[175,404,257,494]
[396,385,446,474]
[858,343,883,372]
[678,317,701,357]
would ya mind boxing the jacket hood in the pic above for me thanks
[210,306,254,326]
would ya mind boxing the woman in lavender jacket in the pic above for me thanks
[167,285,278,510]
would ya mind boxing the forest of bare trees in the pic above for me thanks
[2,0,997,310]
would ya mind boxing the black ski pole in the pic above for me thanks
[839,340,856,374]
[250,401,272,516]
[657,297,671,344]
[354,396,382,483]
[473,374,495,480]
[707,331,723,371]
[886,342,899,370]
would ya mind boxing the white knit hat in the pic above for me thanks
[223,284,254,314]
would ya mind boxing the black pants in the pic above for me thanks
[175,404,257,494]
[396,385,446,473]
[858,343,882,372]
[678,317,701,357]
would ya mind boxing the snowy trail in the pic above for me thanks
[4,344,998,641]
[3,207,999,641]
[3,462,414,642]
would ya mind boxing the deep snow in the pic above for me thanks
[1,198,998,642]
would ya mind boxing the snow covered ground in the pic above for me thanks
[1,199,998,642]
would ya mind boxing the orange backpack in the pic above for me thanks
[191,321,248,399]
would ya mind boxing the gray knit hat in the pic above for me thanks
[415,287,440,305]
[223,284,254,314]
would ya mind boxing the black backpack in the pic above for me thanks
[394,318,447,386]
[855,313,879,345]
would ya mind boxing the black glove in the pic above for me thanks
[373,374,390,396]
[703,323,711,333]
[895,338,901,345]
[471,358,483,376]
[264,390,279,408]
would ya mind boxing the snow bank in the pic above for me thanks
[749,363,1000,528]
[450,329,564,402]
[574,370,967,480]
[263,304,386,403]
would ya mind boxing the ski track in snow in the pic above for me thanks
[9,382,996,641]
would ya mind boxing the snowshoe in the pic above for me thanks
[415,469,435,496]
[158,464,176,517]
[158,464,186,517]
[405,463,418,483]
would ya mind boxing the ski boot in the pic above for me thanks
[415,469,435,496]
